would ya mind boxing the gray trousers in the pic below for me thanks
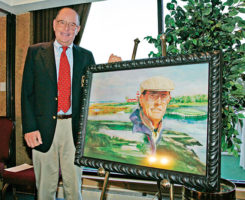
[33,118,82,200]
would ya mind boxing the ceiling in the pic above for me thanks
[0,0,103,15]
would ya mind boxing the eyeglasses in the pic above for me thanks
[56,20,78,31]
[145,92,170,103]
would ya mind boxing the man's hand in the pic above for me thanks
[108,54,122,63]
[24,130,42,148]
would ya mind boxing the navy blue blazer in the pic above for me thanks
[21,41,95,152]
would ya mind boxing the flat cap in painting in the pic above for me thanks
[140,76,175,93]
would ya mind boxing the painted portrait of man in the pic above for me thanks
[130,76,175,154]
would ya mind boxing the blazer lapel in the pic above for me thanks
[72,45,82,101]
[72,45,83,84]
[40,42,57,84]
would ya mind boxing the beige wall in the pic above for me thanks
[15,13,32,165]
[0,14,32,165]
[0,16,6,116]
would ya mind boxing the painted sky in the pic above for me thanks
[89,63,209,102]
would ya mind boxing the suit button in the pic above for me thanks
[55,97,58,101]
[53,116,56,119]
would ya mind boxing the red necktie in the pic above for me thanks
[58,46,71,113]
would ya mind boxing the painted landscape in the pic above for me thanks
[84,94,207,175]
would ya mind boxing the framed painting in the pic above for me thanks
[75,51,223,192]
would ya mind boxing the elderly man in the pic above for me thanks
[130,76,175,154]
[21,7,94,200]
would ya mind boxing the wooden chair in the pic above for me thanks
[2,167,36,200]
[0,117,36,200]
[0,117,14,175]
[0,117,15,198]
[0,117,61,199]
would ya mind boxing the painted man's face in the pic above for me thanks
[139,91,171,123]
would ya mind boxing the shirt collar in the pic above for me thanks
[54,40,73,50]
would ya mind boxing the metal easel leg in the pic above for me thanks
[157,180,163,200]
[170,183,174,200]
[98,168,110,200]
[159,179,175,200]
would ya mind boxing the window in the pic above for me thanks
[80,0,157,64]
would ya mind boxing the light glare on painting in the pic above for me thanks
[160,157,169,165]
[149,156,157,163]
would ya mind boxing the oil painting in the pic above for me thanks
[75,52,223,192]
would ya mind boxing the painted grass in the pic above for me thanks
[84,120,206,175]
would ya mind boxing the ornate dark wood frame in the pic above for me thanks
[75,51,223,192]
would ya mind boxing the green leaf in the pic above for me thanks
[167,3,175,10]
[224,0,234,6]
[229,9,239,16]
[233,137,242,144]
[234,16,243,22]
[239,44,245,51]
[144,36,153,41]
[188,0,195,5]
[233,149,239,157]
[238,8,245,13]
[221,24,236,32]
[203,7,212,15]
[192,39,197,45]
[238,19,245,28]
[238,113,245,119]
[242,30,245,38]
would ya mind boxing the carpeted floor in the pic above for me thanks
[1,155,244,199]
[0,192,34,200]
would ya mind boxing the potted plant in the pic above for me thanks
[145,0,245,156]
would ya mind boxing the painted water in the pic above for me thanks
[88,105,207,164]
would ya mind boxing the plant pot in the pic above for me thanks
[182,179,236,200]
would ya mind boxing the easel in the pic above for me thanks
[157,179,174,200]
[98,34,174,200]
[98,39,140,200]
[98,167,175,200]
[98,168,110,200]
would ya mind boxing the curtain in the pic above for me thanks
[32,3,91,45]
